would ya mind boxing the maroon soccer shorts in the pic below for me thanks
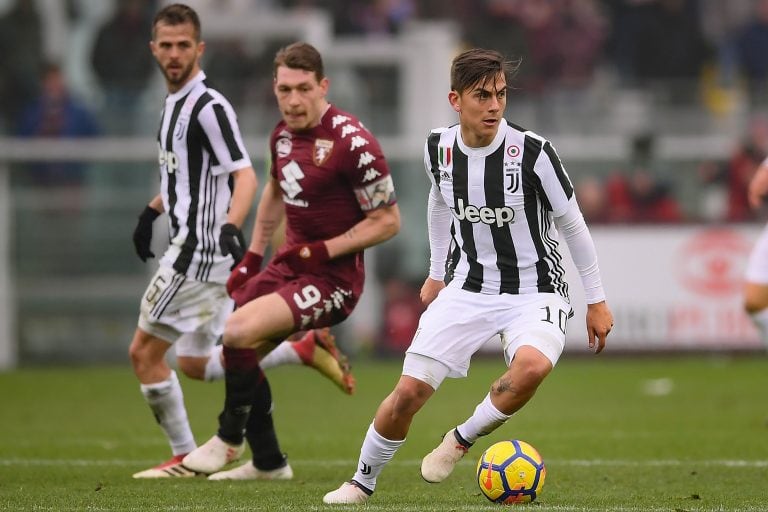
[231,262,361,331]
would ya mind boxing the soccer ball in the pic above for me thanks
[476,439,546,504]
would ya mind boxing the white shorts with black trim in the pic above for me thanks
[403,285,571,390]
[137,264,233,357]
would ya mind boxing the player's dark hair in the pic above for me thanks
[450,48,520,94]
[273,42,325,81]
[152,3,201,41]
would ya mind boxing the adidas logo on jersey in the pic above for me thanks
[452,198,515,227]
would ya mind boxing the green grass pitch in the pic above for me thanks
[0,355,767,511]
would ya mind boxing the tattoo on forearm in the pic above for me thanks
[343,227,357,240]
[494,377,513,393]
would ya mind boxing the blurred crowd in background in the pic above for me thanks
[4,0,768,360]
[4,0,768,226]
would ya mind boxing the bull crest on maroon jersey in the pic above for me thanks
[314,139,334,166]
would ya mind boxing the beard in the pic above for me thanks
[160,60,195,90]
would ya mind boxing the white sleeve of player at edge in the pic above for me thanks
[555,196,606,304]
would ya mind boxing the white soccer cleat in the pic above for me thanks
[322,481,371,504]
[420,429,469,483]
[208,460,294,481]
[181,435,245,474]
[132,454,198,478]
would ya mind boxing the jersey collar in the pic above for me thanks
[456,118,507,158]
[167,70,207,102]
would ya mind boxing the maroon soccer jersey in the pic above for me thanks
[269,104,396,289]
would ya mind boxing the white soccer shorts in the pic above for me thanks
[137,265,233,357]
[403,285,571,389]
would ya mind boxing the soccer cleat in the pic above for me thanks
[132,454,198,478]
[181,435,245,474]
[208,460,293,481]
[293,328,356,395]
[420,429,470,483]
[322,480,372,504]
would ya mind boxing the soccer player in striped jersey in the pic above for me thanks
[130,5,355,479]
[182,41,400,481]
[324,48,614,504]
[744,158,768,345]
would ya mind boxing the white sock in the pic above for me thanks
[140,370,196,455]
[351,423,405,492]
[456,393,512,444]
[204,345,225,381]
[749,308,768,347]
[259,341,301,369]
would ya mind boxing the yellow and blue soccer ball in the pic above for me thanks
[476,439,546,504]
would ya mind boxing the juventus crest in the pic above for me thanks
[504,161,521,193]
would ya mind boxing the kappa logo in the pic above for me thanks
[357,152,376,168]
[331,114,350,128]
[350,135,369,151]
[341,124,360,138]
[452,197,515,227]
[362,168,381,182]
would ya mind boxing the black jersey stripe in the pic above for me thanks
[446,222,460,284]
[451,144,483,292]
[542,141,573,199]
[426,131,442,187]
[213,103,244,162]
[484,144,519,294]
[521,134,552,293]
[539,203,568,297]
[174,93,213,274]
[198,170,218,281]
[164,96,187,236]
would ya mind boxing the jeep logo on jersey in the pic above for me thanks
[158,146,179,174]
[452,197,514,227]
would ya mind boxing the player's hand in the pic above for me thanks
[226,250,263,296]
[219,223,246,268]
[420,277,445,306]
[132,205,160,262]
[586,301,613,354]
[273,241,330,274]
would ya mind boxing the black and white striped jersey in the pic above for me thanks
[424,119,574,299]
[156,71,252,283]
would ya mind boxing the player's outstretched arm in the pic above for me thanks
[325,203,401,258]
